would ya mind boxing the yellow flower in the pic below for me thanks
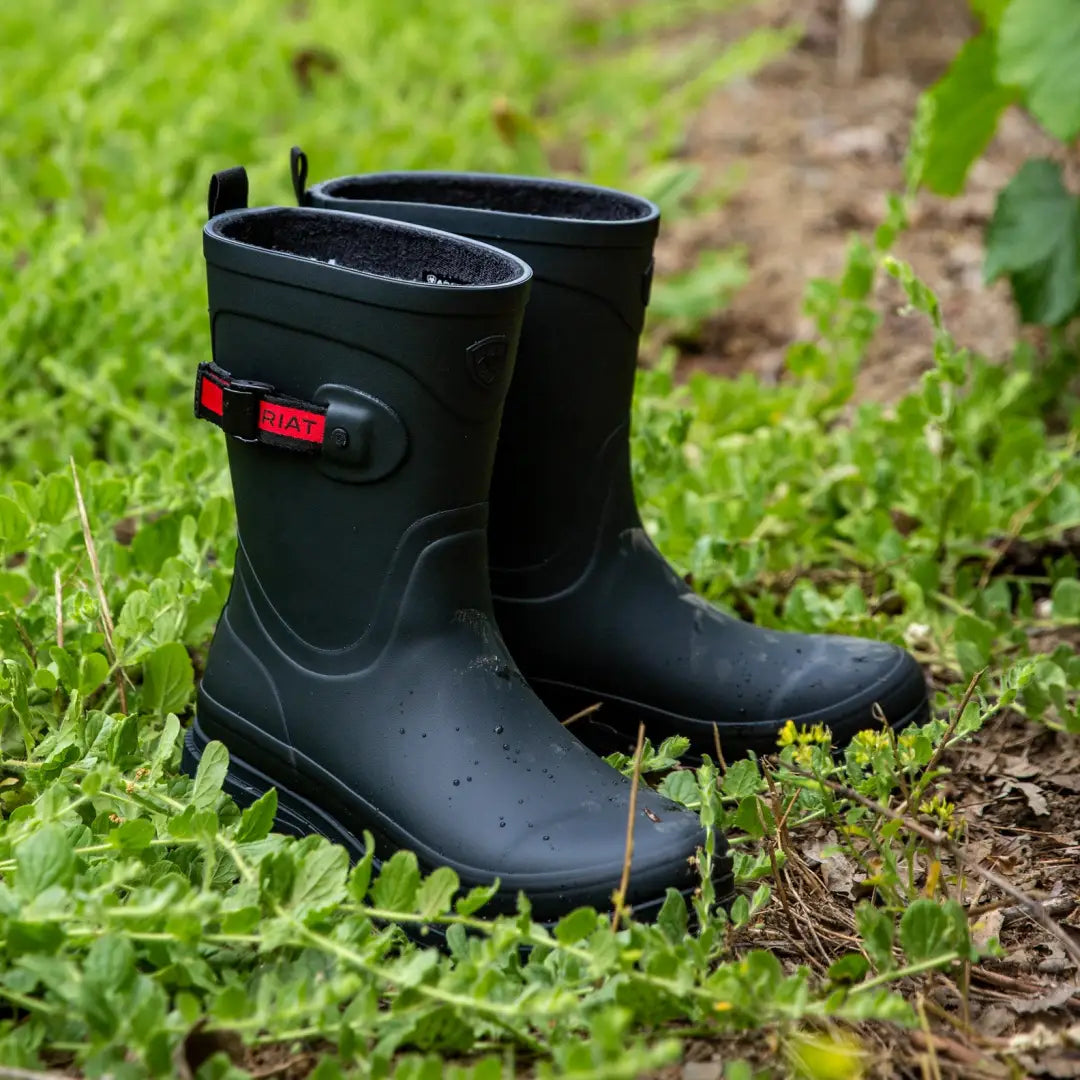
[778,721,834,749]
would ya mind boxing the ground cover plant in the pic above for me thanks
[1,0,1078,1076]
[920,0,1080,328]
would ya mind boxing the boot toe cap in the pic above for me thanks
[769,636,929,740]
[488,788,726,921]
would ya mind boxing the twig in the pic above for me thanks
[10,615,36,663]
[611,722,646,928]
[761,768,801,941]
[561,701,602,726]
[53,567,63,648]
[899,667,984,816]
[758,799,798,940]
[785,764,1080,968]
[910,1030,989,1070]
[711,721,727,772]
[70,458,126,713]
[917,995,943,1080]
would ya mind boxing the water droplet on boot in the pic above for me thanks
[398,728,405,734]
[452,779,460,786]
[494,725,504,734]
[466,776,472,782]
[542,835,550,841]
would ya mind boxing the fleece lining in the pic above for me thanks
[322,175,651,223]
[216,208,521,286]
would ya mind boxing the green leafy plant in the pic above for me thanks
[2,0,1079,1075]
[920,0,1080,325]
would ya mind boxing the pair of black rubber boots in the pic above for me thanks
[183,151,929,921]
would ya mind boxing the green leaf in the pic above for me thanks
[347,831,377,904]
[141,642,194,716]
[259,849,296,908]
[150,714,181,781]
[729,894,750,927]
[107,713,140,764]
[985,159,1080,326]
[554,906,598,945]
[970,0,1010,31]
[371,849,421,912]
[855,903,895,972]
[922,34,1016,196]
[78,651,109,696]
[290,843,349,918]
[416,866,459,919]
[0,496,30,548]
[16,824,75,899]
[657,769,700,808]
[656,887,689,944]
[1051,577,1080,621]
[721,758,761,798]
[0,570,30,604]
[455,880,499,917]
[110,818,155,852]
[827,952,870,984]
[998,0,1080,140]
[235,788,278,843]
[191,740,229,810]
[7,920,64,955]
[84,934,136,997]
[899,898,954,962]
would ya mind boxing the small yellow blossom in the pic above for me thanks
[777,720,833,749]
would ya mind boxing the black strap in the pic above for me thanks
[290,146,309,206]
[207,167,249,220]
[194,362,327,452]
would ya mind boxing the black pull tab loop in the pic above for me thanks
[207,167,249,220]
[290,146,309,205]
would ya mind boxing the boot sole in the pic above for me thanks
[181,718,735,937]
[534,678,931,760]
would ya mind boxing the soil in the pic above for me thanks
[656,0,1057,402]
[644,4,1080,1077]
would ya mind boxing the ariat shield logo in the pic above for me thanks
[466,335,508,388]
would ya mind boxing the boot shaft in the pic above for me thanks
[202,199,531,648]
[301,166,658,595]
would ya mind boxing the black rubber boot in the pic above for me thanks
[297,157,930,760]
[184,168,732,923]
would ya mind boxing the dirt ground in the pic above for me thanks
[657,0,1057,402]
[649,3,1080,1077]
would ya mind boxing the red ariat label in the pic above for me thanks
[258,401,325,443]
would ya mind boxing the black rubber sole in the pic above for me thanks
[534,677,932,761]
[181,718,735,939]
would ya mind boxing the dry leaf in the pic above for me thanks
[1002,755,1042,780]
[1011,983,1080,1016]
[973,908,1005,951]
[1015,781,1051,816]
[802,833,856,898]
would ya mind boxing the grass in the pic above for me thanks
[1,0,1079,1077]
